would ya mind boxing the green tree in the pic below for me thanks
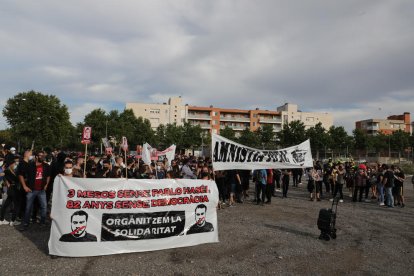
[239,128,259,147]
[256,124,275,149]
[155,124,166,148]
[305,122,328,160]
[371,133,388,155]
[219,126,236,141]
[82,108,108,144]
[164,123,183,149]
[132,117,155,146]
[390,130,410,158]
[0,129,14,146]
[182,122,202,153]
[277,120,306,147]
[2,91,73,148]
[352,128,372,157]
[327,126,349,155]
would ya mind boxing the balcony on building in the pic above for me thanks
[366,123,379,131]
[259,116,282,124]
[219,113,250,123]
[220,123,248,131]
[190,121,211,129]
[187,112,211,121]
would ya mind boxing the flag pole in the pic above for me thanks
[84,143,88,177]
[125,148,128,180]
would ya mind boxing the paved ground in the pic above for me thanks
[0,178,413,275]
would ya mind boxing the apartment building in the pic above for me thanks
[187,106,282,136]
[126,97,333,135]
[126,97,186,130]
[277,103,333,130]
[355,112,411,135]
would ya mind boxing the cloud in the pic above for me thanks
[0,0,412,133]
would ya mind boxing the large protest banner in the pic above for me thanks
[212,134,313,171]
[48,176,218,257]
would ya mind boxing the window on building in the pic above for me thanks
[253,122,256,126]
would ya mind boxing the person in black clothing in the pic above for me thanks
[226,170,241,206]
[0,158,21,226]
[59,210,97,242]
[186,204,214,235]
[394,167,405,207]
[96,159,112,178]
[18,151,51,230]
[170,160,181,178]
[281,169,291,198]
[382,165,395,208]
[274,169,281,190]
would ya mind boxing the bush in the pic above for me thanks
[399,163,414,175]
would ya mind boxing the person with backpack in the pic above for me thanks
[382,164,395,208]
[254,169,267,205]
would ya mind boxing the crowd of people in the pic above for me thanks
[0,145,411,232]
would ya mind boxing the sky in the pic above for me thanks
[1,0,413,133]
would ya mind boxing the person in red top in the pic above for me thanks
[19,151,50,230]
[265,169,274,204]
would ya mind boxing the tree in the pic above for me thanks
[155,124,166,148]
[80,108,155,150]
[239,128,259,148]
[371,133,388,155]
[390,130,410,158]
[2,91,73,148]
[182,122,202,153]
[256,124,275,149]
[305,122,328,160]
[164,123,183,149]
[220,126,236,141]
[82,108,108,144]
[327,126,349,155]
[277,120,306,147]
[352,128,372,157]
[0,129,14,146]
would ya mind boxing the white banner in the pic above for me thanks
[48,176,219,257]
[212,134,313,171]
[142,143,176,166]
[142,142,153,165]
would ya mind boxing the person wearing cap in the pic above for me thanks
[3,145,15,168]
[0,158,21,226]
